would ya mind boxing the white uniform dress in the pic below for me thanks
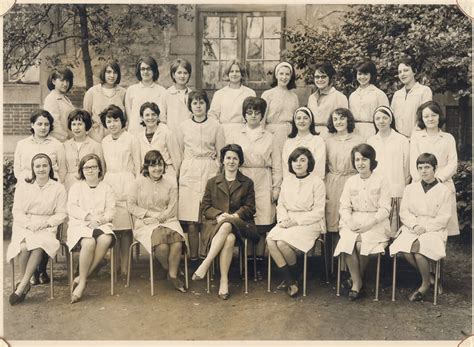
[83,84,126,142]
[125,82,166,135]
[208,85,256,141]
[226,126,282,225]
[127,176,186,253]
[308,87,348,138]
[6,179,67,262]
[409,129,459,235]
[334,173,391,256]
[14,135,67,184]
[282,133,326,181]
[349,84,389,140]
[261,87,299,151]
[102,131,141,229]
[159,86,192,135]
[389,181,451,261]
[177,117,225,222]
[137,122,182,182]
[267,174,326,253]
[43,89,74,142]
[63,136,103,191]
[66,180,116,250]
[390,82,432,138]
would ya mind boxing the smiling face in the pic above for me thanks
[33,157,51,181]
[397,63,415,86]
[421,107,440,130]
[140,62,153,83]
[82,158,100,181]
[142,107,159,129]
[31,116,51,138]
[70,119,87,139]
[104,66,118,86]
[276,66,291,88]
[357,71,371,88]
[314,69,330,90]
[190,98,207,117]
[148,160,165,181]
[291,154,309,177]
[228,64,242,85]
[53,76,70,94]
[332,113,348,133]
[354,152,371,176]
[373,111,391,132]
[294,111,311,133]
[173,66,190,87]
[223,150,240,173]
[105,116,123,136]
[417,162,436,182]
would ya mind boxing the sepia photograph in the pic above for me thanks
[2,0,472,346]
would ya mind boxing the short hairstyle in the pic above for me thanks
[170,58,192,84]
[77,153,104,180]
[242,96,267,121]
[354,59,377,85]
[100,104,127,128]
[139,102,161,127]
[135,56,159,81]
[220,143,244,166]
[67,109,93,131]
[416,101,446,129]
[372,105,398,134]
[30,109,54,135]
[47,67,74,92]
[313,61,336,81]
[187,90,210,113]
[288,106,318,138]
[327,108,356,134]
[416,152,438,170]
[25,153,55,183]
[351,143,378,171]
[288,147,315,175]
[222,59,248,83]
[99,60,121,85]
[141,150,166,177]
[397,57,418,74]
[270,61,297,90]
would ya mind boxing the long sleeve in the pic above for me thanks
[160,93,169,124]
[314,138,326,180]
[208,91,222,122]
[377,89,390,107]
[103,183,116,223]
[422,86,433,103]
[399,186,418,230]
[124,88,133,123]
[161,185,178,221]
[12,184,30,226]
[435,135,458,182]
[374,178,392,223]
[44,94,68,142]
[131,135,141,177]
[234,180,256,221]
[202,180,224,220]
[409,133,421,182]
[338,179,353,223]
[424,191,452,232]
[271,138,283,191]
[83,88,93,114]
[57,143,67,183]
[293,179,326,226]
[166,130,183,174]
[127,179,148,219]
[336,92,349,108]
[276,182,290,222]
[67,184,90,221]
[402,136,411,184]
[13,141,23,180]
[215,125,226,161]
[46,185,67,227]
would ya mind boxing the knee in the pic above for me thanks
[219,222,233,234]
[81,238,96,250]
[224,233,236,246]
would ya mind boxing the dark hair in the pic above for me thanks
[47,68,74,92]
[242,96,266,121]
[354,59,377,85]
[288,106,318,138]
[78,153,104,180]
[135,56,159,81]
[288,147,315,175]
[67,109,93,131]
[99,61,121,85]
[416,152,438,170]
[397,57,418,74]
[220,144,244,166]
[100,104,127,128]
[270,62,297,90]
[372,105,398,134]
[416,101,446,129]
[313,61,336,82]
[327,108,356,134]
[142,150,166,177]
[30,109,54,135]
[170,58,192,84]
[222,60,248,83]
[351,143,378,171]
[187,90,210,113]
[139,102,161,127]
[25,153,56,183]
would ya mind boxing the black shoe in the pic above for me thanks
[30,272,40,286]
[348,288,365,301]
[39,272,50,284]
[408,290,425,302]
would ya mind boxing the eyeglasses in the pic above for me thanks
[140,67,153,72]
[83,165,99,171]
[314,75,329,80]
[245,110,262,116]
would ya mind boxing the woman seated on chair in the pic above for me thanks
[7,153,67,305]
[333,143,391,301]
[67,153,116,303]
[127,150,187,293]
[192,144,260,300]
[266,147,326,298]
[390,153,452,302]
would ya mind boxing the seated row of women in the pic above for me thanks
[8,143,451,305]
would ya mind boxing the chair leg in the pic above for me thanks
[239,244,243,277]
[184,248,189,290]
[11,259,15,294]
[253,243,257,282]
[49,258,54,299]
[267,253,271,293]
[206,267,210,293]
[69,252,74,300]
[391,255,397,301]
[244,239,248,294]
[336,254,341,296]
[303,253,308,297]
[126,241,138,288]
[110,246,115,296]
[374,253,381,301]
[150,246,155,297]
[434,260,440,305]
[321,239,329,284]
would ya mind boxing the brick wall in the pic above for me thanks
[3,103,39,136]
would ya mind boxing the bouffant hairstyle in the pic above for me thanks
[288,106,318,138]
[416,100,446,130]
[25,153,56,183]
[270,62,297,90]
[99,61,121,85]
[141,150,166,177]
[30,109,54,135]
[170,58,192,84]
[100,104,127,128]
[313,61,336,82]
[327,108,356,134]
[220,144,244,166]
[416,152,438,170]
[47,67,74,92]
[288,147,315,175]
[77,153,104,180]
[222,60,248,83]
[135,56,159,81]
[242,96,266,121]
[397,56,418,74]
[351,143,378,171]
[139,102,161,127]
[354,59,377,85]
[187,90,210,113]
[67,109,93,131]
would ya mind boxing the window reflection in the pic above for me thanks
[247,17,263,39]
[221,17,238,38]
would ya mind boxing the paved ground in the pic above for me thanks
[2,238,472,346]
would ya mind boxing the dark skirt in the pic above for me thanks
[200,216,259,258]
[151,226,185,246]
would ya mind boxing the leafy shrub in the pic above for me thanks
[453,160,472,244]
[3,158,17,240]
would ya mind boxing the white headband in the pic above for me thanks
[275,62,294,75]
[293,106,314,122]
[374,105,393,121]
